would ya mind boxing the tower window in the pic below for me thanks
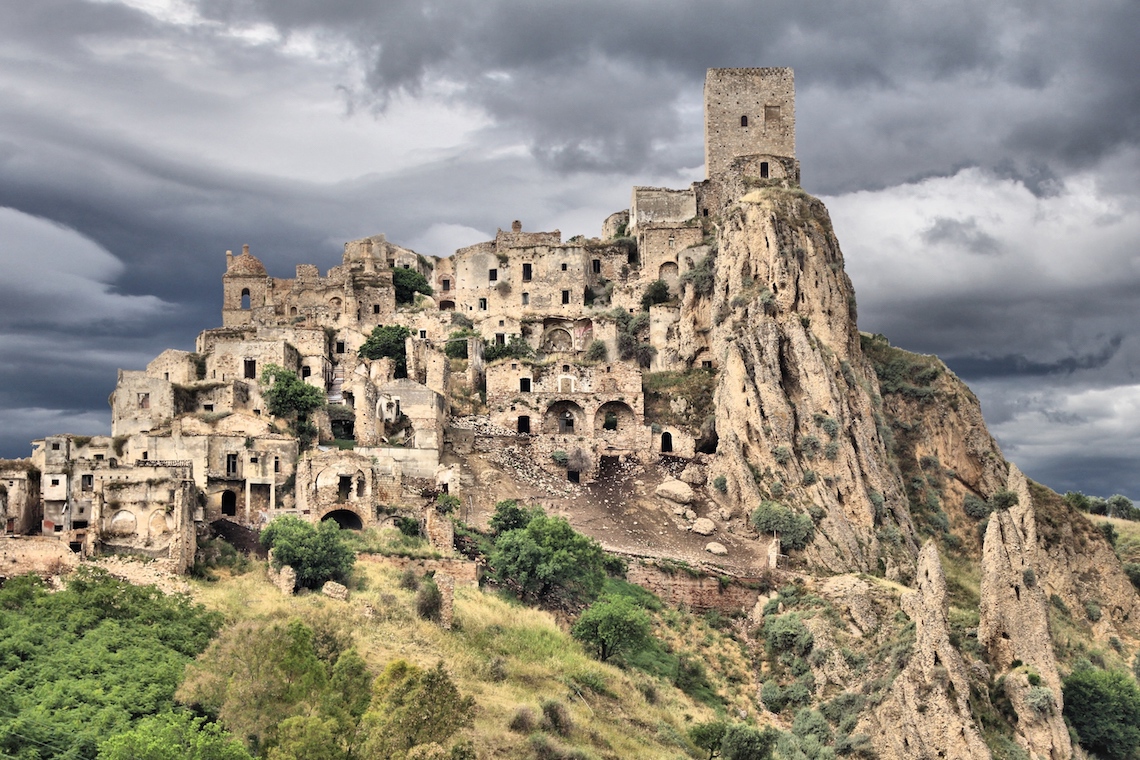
[522,263,532,281]
[561,263,568,271]
[479,298,487,311]
[760,161,769,179]
[522,292,529,305]
[241,288,250,309]
[740,115,748,127]
[336,341,345,354]
[562,290,570,304]
[442,278,451,291]
[592,259,601,274]
[489,268,498,282]
[373,304,380,314]
[244,359,256,379]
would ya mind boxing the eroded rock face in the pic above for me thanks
[978,465,1072,760]
[684,190,917,576]
[863,541,991,760]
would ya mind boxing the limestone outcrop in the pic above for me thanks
[860,542,991,760]
[978,465,1072,760]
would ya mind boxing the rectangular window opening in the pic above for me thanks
[489,268,498,282]
[522,264,532,281]
[561,290,570,305]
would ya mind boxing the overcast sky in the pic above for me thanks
[1,0,1137,501]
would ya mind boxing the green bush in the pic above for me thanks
[392,267,433,304]
[260,516,356,590]
[489,515,606,605]
[765,613,814,657]
[1085,600,1103,622]
[359,324,412,375]
[571,596,652,662]
[990,489,1020,511]
[720,724,777,760]
[489,500,541,534]
[444,328,478,359]
[1025,686,1055,715]
[261,364,325,420]
[585,339,608,362]
[963,494,991,519]
[751,501,815,551]
[1063,668,1140,760]
[641,279,671,311]
[713,475,728,493]
[415,577,442,622]
[679,254,715,297]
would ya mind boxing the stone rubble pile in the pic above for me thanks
[490,446,580,497]
[451,416,517,437]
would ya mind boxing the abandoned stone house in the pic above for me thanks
[1,67,798,567]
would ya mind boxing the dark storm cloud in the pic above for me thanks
[921,217,1002,256]
[945,335,1124,380]
[196,0,1140,190]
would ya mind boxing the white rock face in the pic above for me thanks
[692,517,716,536]
[656,478,695,504]
[705,542,728,555]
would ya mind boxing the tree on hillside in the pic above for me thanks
[571,596,651,662]
[1064,667,1140,760]
[262,364,325,420]
[360,661,475,758]
[488,499,542,535]
[260,516,355,590]
[98,712,253,760]
[689,721,728,760]
[393,268,433,305]
[720,724,777,760]
[489,514,606,605]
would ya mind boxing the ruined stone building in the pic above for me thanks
[0,67,799,568]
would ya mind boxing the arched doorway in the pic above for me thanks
[661,431,673,453]
[221,490,237,516]
[322,510,363,530]
[544,400,585,435]
[543,328,573,352]
[594,401,635,432]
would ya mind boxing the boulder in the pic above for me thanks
[705,542,728,555]
[680,464,706,486]
[692,518,716,536]
[322,581,348,601]
[656,478,695,504]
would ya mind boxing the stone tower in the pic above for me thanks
[704,67,796,179]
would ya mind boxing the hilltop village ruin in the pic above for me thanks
[1,68,800,571]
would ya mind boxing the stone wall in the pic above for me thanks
[627,561,765,613]
[630,187,696,231]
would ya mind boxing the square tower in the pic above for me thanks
[704,68,795,179]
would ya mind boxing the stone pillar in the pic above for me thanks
[437,573,455,631]
[767,536,781,569]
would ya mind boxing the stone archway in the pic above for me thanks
[221,490,237,517]
[594,400,636,432]
[544,400,585,435]
[543,328,574,352]
[322,509,363,531]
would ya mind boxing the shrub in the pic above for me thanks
[359,325,412,375]
[508,706,536,733]
[444,328,478,359]
[773,446,792,464]
[435,493,460,515]
[720,724,778,760]
[761,680,786,712]
[689,721,727,760]
[713,475,728,493]
[1085,600,1103,622]
[1025,686,1055,715]
[489,500,540,534]
[990,489,1019,511]
[416,577,442,622]
[641,279,671,311]
[801,470,818,486]
[679,254,716,297]
[751,501,815,551]
[484,334,535,362]
[392,267,433,304]
[792,708,832,744]
[1022,568,1037,588]
[550,450,569,466]
[799,435,821,460]
[260,516,355,590]
[540,699,573,737]
[1063,668,1140,760]
[399,567,420,591]
[261,364,325,420]
[765,613,814,657]
[1101,522,1119,547]
[963,494,991,519]
[585,339,608,362]
[1124,563,1140,591]
[396,516,420,537]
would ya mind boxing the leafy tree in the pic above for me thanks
[261,364,325,420]
[720,724,777,760]
[393,268,433,304]
[750,501,815,551]
[361,661,475,758]
[641,279,671,311]
[266,716,344,760]
[571,596,652,662]
[260,516,355,590]
[764,613,814,657]
[359,325,412,375]
[689,720,728,759]
[98,712,253,760]
[444,329,478,359]
[490,514,606,605]
[483,334,535,362]
[1063,667,1140,760]
[488,499,541,534]
[1108,494,1138,520]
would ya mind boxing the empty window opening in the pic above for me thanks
[520,378,532,392]
[241,288,251,309]
[661,431,673,453]
[760,161,769,179]
[478,298,487,311]
[81,474,93,491]
[141,452,149,460]
[274,457,280,473]
[517,415,531,434]
[419,330,427,339]
[522,263,532,281]
[560,262,568,272]
[592,259,601,274]
[301,366,311,378]
[244,359,256,379]
[290,306,298,316]
[138,393,150,410]
[562,364,570,371]
[561,290,570,304]
[338,476,352,503]
[51,442,60,451]
[740,114,749,127]
[221,490,237,516]
[51,478,60,487]
[373,304,380,314]
[442,278,451,291]
[668,236,675,248]
[702,360,713,369]
[164,372,169,380]
[357,478,365,498]
[567,470,580,483]
[489,268,498,282]
[703,208,709,217]
[249,456,258,464]
[603,412,618,431]
[522,292,529,305]
[336,341,345,354]
[226,453,238,476]
[559,413,575,433]
[495,333,506,346]
[94,454,104,461]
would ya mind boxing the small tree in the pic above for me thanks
[571,596,651,662]
[1063,668,1140,760]
[98,711,253,760]
[585,340,608,362]
[262,364,325,420]
[361,661,475,756]
[260,516,355,590]
[720,724,777,760]
[392,268,433,305]
[688,720,727,760]
[489,500,540,534]
[489,514,606,605]
[360,325,412,376]
[750,501,815,551]
[641,279,671,311]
